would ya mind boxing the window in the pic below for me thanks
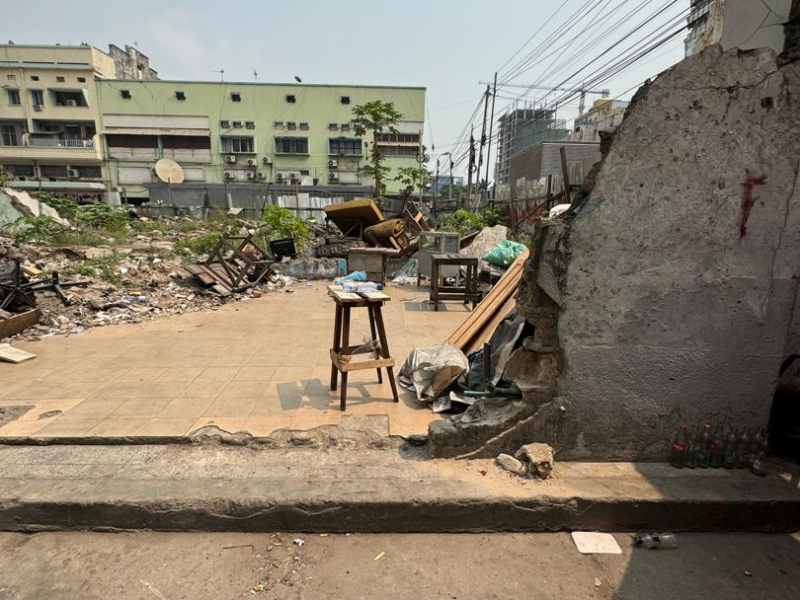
[221,136,255,153]
[285,94,296,103]
[230,92,241,102]
[56,76,65,83]
[340,123,351,132]
[77,165,102,178]
[2,164,33,177]
[340,96,351,105]
[274,137,309,154]
[274,121,284,130]
[376,132,420,144]
[6,74,15,81]
[53,90,88,107]
[77,77,86,83]
[329,138,362,156]
[328,123,339,131]
[245,121,255,129]
[232,121,242,129]
[121,89,131,99]
[1,125,18,147]
[30,90,44,106]
[40,164,68,179]
[378,145,418,156]
[299,122,309,131]
[175,91,186,101]
[300,170,310,176]
[7,89,20,106]
[30,75,39,81]
[287,122,297,131]
[375,132,421,156]
[220,120,230,129]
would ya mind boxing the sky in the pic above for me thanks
[3,0,689,179]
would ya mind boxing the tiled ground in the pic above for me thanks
[0,283,469,439]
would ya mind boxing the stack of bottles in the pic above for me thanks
[668,423,769,474]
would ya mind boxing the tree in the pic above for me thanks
[351,100,404,197]
[394,166,433,203]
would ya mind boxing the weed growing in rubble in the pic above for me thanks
[440,208,509,236]
[6,215,69,244]
[63,251,125,285]
[174,232,223,256]
[257,205,312,250]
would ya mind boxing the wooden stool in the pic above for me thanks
[430,254,480,311]
[328,285,399,411]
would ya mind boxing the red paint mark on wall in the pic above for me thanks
[739,171,767,238]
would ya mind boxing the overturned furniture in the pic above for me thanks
[328,285,399,411]
[187,234,272,296]
[0,258,88,312]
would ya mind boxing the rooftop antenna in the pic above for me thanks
[254,69,258,83]
[210,69,224,82]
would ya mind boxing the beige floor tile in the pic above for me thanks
[250,396,302,416]
[202,396,257,418]
[111,397,173,418]
[197,367,241,382]
[63,398,126,419]
[156,368,204,382]
[114,368,167,383]
[134,418,196,437]
[0,418,49,437]
[259,380,307,399]
[188,417,246,434]
[36,418,102,437]
[234,367,277,382]
[240,415,295,436]
[157,397,215,418]
[245,353,286,367]
[86,418,150,437]
[89,382,146,400]
[387,404,441,437]
[290,407,343,430]
[217,381,269,399]
[140,380,191,398]
[178,380,227,398]
[16,399,84,421]
[273,366,314,381]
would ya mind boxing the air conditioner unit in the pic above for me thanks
[225,155,237,163]
[328,160,338,169]
[246,158,257,167]
[246,171,256,180]
[66,100,77,107]
[289,174,298,183]
[262,156,273,165]
[257,172,266,179]
[67,168,80,178]
[224,170,235,180]
[328,172,339,181]
[33,104,43,112]
[276,173,284,183]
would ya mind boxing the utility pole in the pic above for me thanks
[449,157,454,206]
[475,85,490,208]
[485,72,497,199]
[466,127,476,207]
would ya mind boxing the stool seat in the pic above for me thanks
[328,285,399,411]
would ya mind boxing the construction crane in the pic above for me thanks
[480,81,610,116]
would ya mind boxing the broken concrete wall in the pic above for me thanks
[507,46,800,461]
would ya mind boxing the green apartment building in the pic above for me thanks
[96,80,426,202]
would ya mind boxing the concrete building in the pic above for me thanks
[570,99,629,142]
[685,0,792,57]
[95,80,425,202]
[494,108,569,186]
[430,175,464,194]
[508,141,600,200]
[0,43,157,202]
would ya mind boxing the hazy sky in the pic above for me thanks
[4,0,689,178]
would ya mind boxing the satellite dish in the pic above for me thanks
[154,158,185,184]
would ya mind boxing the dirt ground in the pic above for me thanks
[0,531,798,600]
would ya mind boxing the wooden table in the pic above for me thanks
[430,253,480,311]
[328,285,399,411]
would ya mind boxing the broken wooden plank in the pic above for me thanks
[0,343,36,363]
[0,309,41,339]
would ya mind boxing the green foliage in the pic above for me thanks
[33,193,79,221]
[352,100,404,197]
[75,203,128,230]
[62,251,124,285]
[440,208,509,236]
[6,215,69,244]
[0,171,9,188]
[395,166,433,201]
[257,205,312,250]
[174,232,223,256]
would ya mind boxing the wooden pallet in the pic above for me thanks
[447,249,529,354]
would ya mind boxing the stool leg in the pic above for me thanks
[373,304,399,403]
[330,303,342,391]
[340,306,351,411]
[368,305,383,384]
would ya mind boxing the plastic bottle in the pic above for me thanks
[697,423,712,468]
[751,428,768,476]
[723,428,739,469]
[684,427,698,469]
[668,425,688,468]
[709,423,725,468]
[633,533,678,549]
[737,429,751,469]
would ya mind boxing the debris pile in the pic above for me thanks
[496,442,555,479]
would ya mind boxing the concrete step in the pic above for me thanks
[1,443,799,533]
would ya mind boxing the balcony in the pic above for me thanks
[25,137,94,148]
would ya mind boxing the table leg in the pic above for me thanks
[368,305,383,384]
[330,303,342,391]
[340,306,351,411]
[431,260,439,311]
[372,304,399,403]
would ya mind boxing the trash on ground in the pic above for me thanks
[374,551,385,561]
[633,532,678,549]
[0,343,36,363]
[571,532,623,555]
[293,538,305,547]
[397,342,469,411]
